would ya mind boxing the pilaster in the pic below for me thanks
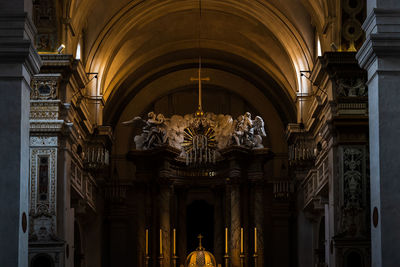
[0,10,41,267]
[357,7,400,267]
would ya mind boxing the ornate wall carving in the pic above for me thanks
[29,137,58,241]
[31,75,60,100]
[336,78,367,97]
[30,136,58,147]
[339,146,367,238]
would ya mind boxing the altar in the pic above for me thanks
[122,101,273,267]
[103,52,293,267]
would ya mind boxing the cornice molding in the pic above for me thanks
[0,13,42,76]
[357,9,400,70]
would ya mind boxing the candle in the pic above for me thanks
[145,229,149,255]
[254,227,257,253]
[173,228,176,255]
[160,229,163,255]
[240,228,244,254]
[225,227,228,254]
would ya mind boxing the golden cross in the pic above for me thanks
[197,233,204,248]
[190,57,210,114]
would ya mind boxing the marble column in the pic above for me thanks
[253,184,264,267]
[159,184,171,267]
[356,3,400,266]
[214,188,223,263]
[230,183,241,267]
[177,189,187,264]
[0,1,41,266]
[137,188,146,267]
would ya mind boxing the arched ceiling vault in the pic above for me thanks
[66,0,323,126]
[103,49,296,126]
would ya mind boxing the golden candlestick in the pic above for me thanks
[225,227,228,254]
[240,228,244,254]
[173,228,176,255]
[253,227,258,267]
[145,229,149,255]
[224,227,229,267]
[254,227,257,254]
[159,229,163,255]
[145,229,150,267]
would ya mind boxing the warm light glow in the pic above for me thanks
[76,42,81,60]
[317,37,322,57]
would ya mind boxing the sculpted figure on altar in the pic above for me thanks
[123,111,267,153]
[123,111,168,150]
[233,112,266,148]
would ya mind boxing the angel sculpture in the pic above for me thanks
[232,115,245,146]
[250,116,267,148]
[232,112,266,148]
[122,111,168,150]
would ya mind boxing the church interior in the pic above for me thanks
[1,0,400,266]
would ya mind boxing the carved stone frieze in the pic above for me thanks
[30,136,58,147]
[30,120,66,132]
[30,100,61,120]
[336,78,367,97]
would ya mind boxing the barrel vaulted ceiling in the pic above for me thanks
[63,0,338,135]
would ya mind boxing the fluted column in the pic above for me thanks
[0,2,41,266]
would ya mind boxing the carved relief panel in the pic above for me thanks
[338,146,368,238]
[29,136,58,241]
[31,74,61,100]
